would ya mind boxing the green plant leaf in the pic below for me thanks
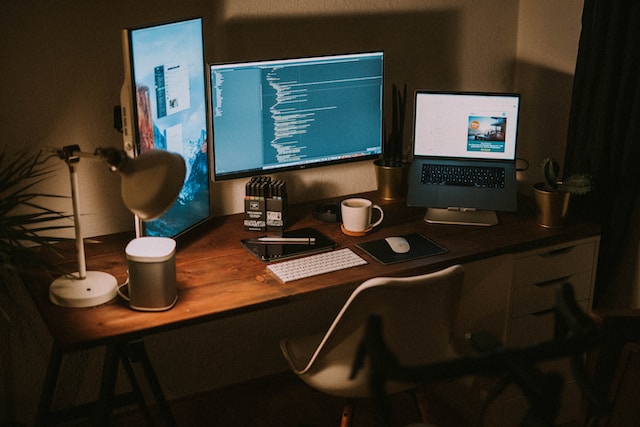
[0,149,73,274]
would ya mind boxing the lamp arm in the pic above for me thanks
[93,147,129,171]
[48,145,89,280]
[48,145,123,280]
[67,155,86,280]
[49,145,130,171]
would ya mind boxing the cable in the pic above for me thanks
[516,157,530,172]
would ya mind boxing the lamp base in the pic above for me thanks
[50,271,118,308]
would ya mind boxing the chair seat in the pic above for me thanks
[280,265,465,402]
[282,332,417,398]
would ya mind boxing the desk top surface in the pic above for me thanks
[22,192,600,351]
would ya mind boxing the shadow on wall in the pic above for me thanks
[514,59,576,194]
[219,10,462,144]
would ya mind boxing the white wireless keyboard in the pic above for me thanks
[267,248,367,283]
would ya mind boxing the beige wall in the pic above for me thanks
[1,1,584,424]
[514,0,584,191]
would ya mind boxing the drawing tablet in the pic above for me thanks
[356,233,447,265]
[242,228,337,262]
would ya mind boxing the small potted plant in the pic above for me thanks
[533,158,591,227]
[374,83,410,200]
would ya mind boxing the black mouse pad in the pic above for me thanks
[356,233,447,265]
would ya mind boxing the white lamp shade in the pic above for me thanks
[119,150,186,221]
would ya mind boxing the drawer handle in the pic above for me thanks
[533,275,572,288]
[542,246,575,257]
[530,307,555,317]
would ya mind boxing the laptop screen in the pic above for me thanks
[413,91,520,161]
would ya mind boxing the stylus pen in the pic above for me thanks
[248,237,316,245]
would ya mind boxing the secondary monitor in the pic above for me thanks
[120,17,211,238]
[208,52,384,181]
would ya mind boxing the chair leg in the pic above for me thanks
[340,402,354,427]
[414,386,433,425]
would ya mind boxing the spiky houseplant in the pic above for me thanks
[540,157,591,194]
[377,82,409,166]
[533,158,591,227]
[373,83,411,200]
[0,149,72,297]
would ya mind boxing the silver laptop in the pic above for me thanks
[406,91,520,226]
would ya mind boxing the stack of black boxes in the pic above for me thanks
[244,176,287,232]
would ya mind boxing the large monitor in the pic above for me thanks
[120,17,211,238]
[208,52,384,181]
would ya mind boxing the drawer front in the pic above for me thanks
[508,299,589,346]
[510,270,593,318]
[513,241,597,288]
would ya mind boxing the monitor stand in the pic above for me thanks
[423,208,498,226]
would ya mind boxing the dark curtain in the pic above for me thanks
[565,0,640,307]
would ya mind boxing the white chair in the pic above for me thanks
[279,265,465,426]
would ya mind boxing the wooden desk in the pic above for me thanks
[22,192,600,425]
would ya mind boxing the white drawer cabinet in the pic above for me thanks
[432,236,600,427]
[491,238,599,426]
[509,240,598,343]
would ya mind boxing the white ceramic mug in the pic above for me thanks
[341,198,384,232]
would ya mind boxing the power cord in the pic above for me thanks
[117,275,130,302]
[516,157,530,172]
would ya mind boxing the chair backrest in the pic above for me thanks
[294,264,464,396]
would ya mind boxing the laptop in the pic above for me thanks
[406,91,521,226]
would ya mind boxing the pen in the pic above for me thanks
[248,237,316,245]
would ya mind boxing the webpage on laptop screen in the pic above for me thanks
[414,92,519,161]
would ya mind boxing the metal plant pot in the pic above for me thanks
[533,182,571,228]
[374,160,409,201]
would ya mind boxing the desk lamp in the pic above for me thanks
[48,145,186,308]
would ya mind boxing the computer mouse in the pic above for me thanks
[384,236,411,254]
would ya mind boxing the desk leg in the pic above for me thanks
[119,342,154,424]
[35,340,174,426]
[35,344,63,427]
[95,343,123,425]
[126,339,177,426]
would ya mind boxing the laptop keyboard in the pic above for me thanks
[420,164,506,188]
